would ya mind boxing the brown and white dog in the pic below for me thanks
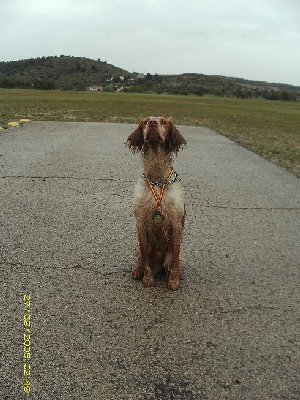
[127,116,186,290]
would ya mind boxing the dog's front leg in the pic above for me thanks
[133,226,155,287]
[132,248,143,280]
[167,223,182,290]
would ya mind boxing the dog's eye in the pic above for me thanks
[162,121,170,128]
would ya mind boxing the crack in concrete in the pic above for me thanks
[218,305,281,314]
[0,260,34,269]
[1,175,117,181]
[195,204,300,211]
[0,261,294,313]
[0,260,131,276]
[60,264,131,276]
[1,176,299,209]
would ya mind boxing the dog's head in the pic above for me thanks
[127,116,186,155]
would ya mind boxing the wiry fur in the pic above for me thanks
[127,116,186,290]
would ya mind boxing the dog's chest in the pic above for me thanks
[133,178,185,218]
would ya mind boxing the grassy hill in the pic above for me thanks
[0,55,299,100]
[0,55,130,90]
[132,73,300,100]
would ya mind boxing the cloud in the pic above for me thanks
[0,0,299,85]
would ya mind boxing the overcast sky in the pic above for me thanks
[1,0,300,85]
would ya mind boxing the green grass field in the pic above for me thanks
[1,89,300,176]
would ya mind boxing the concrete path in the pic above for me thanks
[1,122,299,400]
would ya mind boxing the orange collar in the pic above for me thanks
[144,168,174,211]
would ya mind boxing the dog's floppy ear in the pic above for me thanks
[126,121,144,153]
[166,120,186,155]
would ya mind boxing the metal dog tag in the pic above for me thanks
[152,210,164,224]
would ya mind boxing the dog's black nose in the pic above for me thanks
[148,117,158,126]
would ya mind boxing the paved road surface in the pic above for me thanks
[1,122,299,400]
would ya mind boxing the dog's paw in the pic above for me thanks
[167,277,180,291]
[132,267,142,280]
[143,275,155,288]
